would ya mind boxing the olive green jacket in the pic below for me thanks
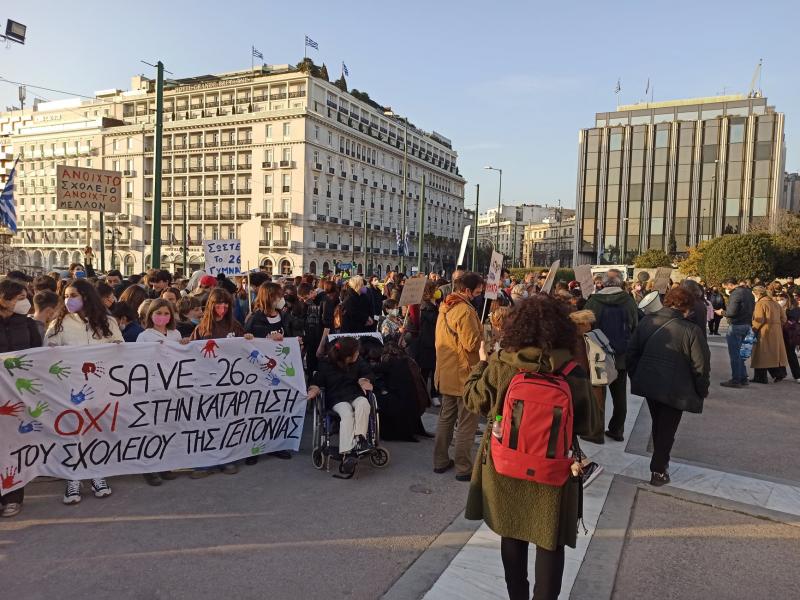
[463,347,593,550]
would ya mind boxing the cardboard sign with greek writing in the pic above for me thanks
[653,267,672,294]
[574,264,594,299]
[56,165,122,213]
[398,275,427,307]
[540,260,560,295]
[484,251,504,300]
[204,239,241,276]
[0,338,306,492]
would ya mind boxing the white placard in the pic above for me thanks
[0,338,306,491]
[457,225,471,268]
[204,239,242,276]
[484,251,504,300]
[57,165,122,213]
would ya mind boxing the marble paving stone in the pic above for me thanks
[764,484,800,517]
[666,464,727,496]
[712,472,775,507]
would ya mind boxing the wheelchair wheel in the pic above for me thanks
[369,447,390,468]
[311,448,325,470]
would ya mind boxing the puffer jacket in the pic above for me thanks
[463,346,592,550]
[45,313,123,346]
[627,307,710,413]
[433,292,483,396]
[0,313,43,352]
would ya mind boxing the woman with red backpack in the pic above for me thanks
[463,295,593,600]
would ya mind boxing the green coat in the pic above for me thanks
[463,347,593,550]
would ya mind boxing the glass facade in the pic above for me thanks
[576,96,785,264]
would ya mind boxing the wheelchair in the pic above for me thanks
[310,389,390,477]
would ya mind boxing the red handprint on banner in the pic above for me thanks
[0,400,24,417]
[81,362,105,381]
[201,340,219,358]
[260,356,277,373]
[1,467,21,490]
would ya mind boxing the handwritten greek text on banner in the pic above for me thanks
[0,338,306,492]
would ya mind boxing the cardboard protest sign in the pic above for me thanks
[0,338,306,492]
[653,266,672,294]
[484,251,504,300]
[398,275,427,307]
[540,260,560,295]
[574,264,595,299]
[457,225,471,267]
[57,165,122,213]
[204,239,241,276]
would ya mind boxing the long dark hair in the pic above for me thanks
[119,284,149,314]
[253,282,282,314]
[197,288,235,337]
[327,336,359,369]
[50,279,114,339]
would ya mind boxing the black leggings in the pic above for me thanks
[500,537,564,600]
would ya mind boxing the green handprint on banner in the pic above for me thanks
[251,443,266,455]
[279,363,295,377]
[27,400,50,419]
[15,378,42,395]
[4,355,32,376]
[48,361,71,380]
[275,345,291,358]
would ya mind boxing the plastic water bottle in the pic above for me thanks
[492,415,503,442]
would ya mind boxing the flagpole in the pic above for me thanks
[304,36,307,60]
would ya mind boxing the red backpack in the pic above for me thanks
[490,362,577,487]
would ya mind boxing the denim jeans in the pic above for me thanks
[726,323,751,383]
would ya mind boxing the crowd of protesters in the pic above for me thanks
[1,257,798,600]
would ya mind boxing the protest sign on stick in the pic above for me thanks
[574,264,594,299]
[204,239,242,276]
[57,165,122,213]
[653,266,673,294]
[0,338,306,492]
[398,275,427,307]
[540,260,561,295]
[484,251,504,300]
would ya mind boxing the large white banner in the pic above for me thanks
[0,338,306,492]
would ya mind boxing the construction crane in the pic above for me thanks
[748,59,763,98]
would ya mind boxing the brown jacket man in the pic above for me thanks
[433,272,484,479]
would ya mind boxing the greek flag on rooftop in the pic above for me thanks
[305,36,319,50]
[0,158,19,233]
[342,62,349,76]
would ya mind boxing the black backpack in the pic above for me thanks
[305,302,322,336]
[598,303,630,356]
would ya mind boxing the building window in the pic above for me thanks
[283,122,291,138]
[266,125,272,140]
[609,133,623,151]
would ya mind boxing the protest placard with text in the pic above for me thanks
[540,260,560,295]
[57,165,122,213]
[484,251,504,300]
[398,275,427,307]
[204,239,242,276]
[0,338,306,492]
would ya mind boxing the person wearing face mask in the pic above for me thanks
[0,279,43,518]
[307,337,375,476]
[175,296,204,338]
[46,279,123,505]
[380,298,403,340]
[31,290,60,341]
[244,282,287,341]
[750,285,788,384]
[707,285,726,335]
[433,272,485,481]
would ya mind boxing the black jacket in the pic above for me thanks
[311,358,374,410]
[725,286,755,326]
[627,307,710,413]
[0,313,43,353]
[367,286,384,316]
[415,300,438,370]
[244,310,285,338]
[341,292,373,333]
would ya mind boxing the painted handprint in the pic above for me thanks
[275,345,291,358]
[70,385,95,405]
[251,443,266,455]
[202,340,219,358]
[247,350,262,364]
[15,378,42,394]
[49,361,71,380]
[4,355,32,376]
[81,361,105,381]
[27,400,50,419]
[265,374,281,386]
[1,467,21,490]
[260,356,277,373]
[18,420,43,434]
[0,400,24,417]
[279,363,296,377]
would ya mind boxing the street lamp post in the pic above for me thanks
[384,110,408,274]
[484,166,503,250]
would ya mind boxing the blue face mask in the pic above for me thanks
[75,271,86,279]
[190,318,200,325]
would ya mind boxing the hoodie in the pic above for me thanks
[585,287,639,361]
[434,292,483,396]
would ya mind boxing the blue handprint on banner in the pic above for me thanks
[70,385,94,405]
[18,420,43,434]
[247,350,262,364]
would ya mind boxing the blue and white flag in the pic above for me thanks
[252,46,263,60]
[342,62,349,76]
[305,36,319,50]
[0,158,19,233]
[403,230,410,257]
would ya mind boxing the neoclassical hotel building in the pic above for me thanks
[0,60,467,276]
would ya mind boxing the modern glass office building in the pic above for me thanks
[574,95,786,265]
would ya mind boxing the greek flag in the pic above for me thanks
[342,62,349,76]
[252,46,263,60]
[396,229,403,255]
[0,158,19,233]
[305,36,318,50]
[403,230,410,256]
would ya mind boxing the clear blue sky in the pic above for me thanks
[1,0,796,211]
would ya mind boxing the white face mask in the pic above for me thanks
[13,298,31,315]
[275,297,286,310]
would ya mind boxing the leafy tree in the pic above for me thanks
[772,213,800,276]
[677,238,718,277]
[633,249,673,268]
[701,233,776,285]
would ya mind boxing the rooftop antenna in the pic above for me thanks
[748,58,763,98]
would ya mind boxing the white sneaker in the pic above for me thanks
[581,462,604,489]
[91,478,112,498]
[63,480,82,504]
[1,502,21,518]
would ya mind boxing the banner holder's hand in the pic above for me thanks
[307,385,321,400]
[243,333,255,341]
[358,378,373,394]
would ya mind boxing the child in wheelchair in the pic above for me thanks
[307,337,375,475]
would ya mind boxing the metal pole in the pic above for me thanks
[363,208,368,276]
[110,228,116,270]
[417,174,426,274]
[496,168,502,248]
[472,184,479,271]
[99,211,106,272]
[182,206,188,276]
[351,220,355,266]
[152,60,165,269]
[400,120,408,275]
